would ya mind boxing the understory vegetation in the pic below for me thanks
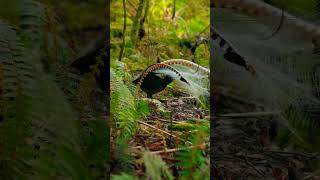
[1,0,319,179]
[110,0,210,179]
[0,0,108,179]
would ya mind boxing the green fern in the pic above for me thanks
[0,1,97,179]
[111,67,138,139]
[80,117,109,179]
[0,92,33,179]
[111,138,136,175]
[143,152,174,180]
[111,58,152,139]
[277,104,320,152]
[175,126,209,180]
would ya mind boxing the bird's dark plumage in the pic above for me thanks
[133,72,174,98]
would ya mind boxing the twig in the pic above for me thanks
[137,120,176,137]
[160,96,196,101]
[302,168,320,180]
[216,111,281,118]
[150,143,207,154]
[244,157,265,177]
[130,143,207,156]
[132,146,143,149]
[214,152,265,177]
[180,96,197,99]
[266,150,318,159]
[137,120,193,145]
[157,118,179,123]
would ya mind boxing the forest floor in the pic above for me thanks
[212,92,320,180]
[110,0,210,178]
[126,92,210,178]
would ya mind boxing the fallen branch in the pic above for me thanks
[150,143,207,154]
[265,150,318,159]
[216,111,281,118]
[156,118,179,123]
[244,157,265,177]
[302,168,320,180]
[137,120,193,145]
[137,120,176,137]
[129,143,207,157]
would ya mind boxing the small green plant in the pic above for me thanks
[175,126,210,180]
[143,152,174,180]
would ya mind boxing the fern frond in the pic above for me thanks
[277,103,320,151]
[175,126,209,180]
[17,0,46,45]
[0,9,91,180]
[143,152,174,180]
[111,67,138,139]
